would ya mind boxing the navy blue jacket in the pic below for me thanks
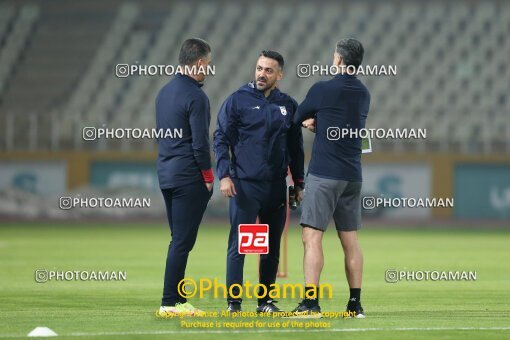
[214,82,304,186]
[293,74,370,182]
[156,73,212,189]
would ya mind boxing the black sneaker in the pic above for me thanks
[256,300,281,314]
[346,298,365,318]
[289,300,321,318]
[226,302,242,313]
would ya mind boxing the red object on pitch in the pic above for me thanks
[238,224,269,254]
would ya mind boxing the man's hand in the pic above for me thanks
[205,182,213,192]
[295,186,304,202]
[302,118,316,133]
[220,177,237,197]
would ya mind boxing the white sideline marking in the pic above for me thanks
[68,327,510,336]
[2,326,510,338]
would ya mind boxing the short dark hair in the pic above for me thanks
[178,38,211,66]
[336,39,364,68]
[259,50,284,69]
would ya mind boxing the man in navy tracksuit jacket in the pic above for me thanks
[214,51,304,313]
[155,39,214,317]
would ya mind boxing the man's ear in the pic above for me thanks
[277,70,283,81]
[333,52,342,66]
[335,54,342,66]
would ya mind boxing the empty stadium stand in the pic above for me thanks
[0,0,508,153]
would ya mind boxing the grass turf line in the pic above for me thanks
[0,222,509,339]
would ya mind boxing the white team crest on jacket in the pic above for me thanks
[279,106,287,116]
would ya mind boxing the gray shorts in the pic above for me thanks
[300,174,362,232]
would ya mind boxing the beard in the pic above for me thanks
[255,76,275,91]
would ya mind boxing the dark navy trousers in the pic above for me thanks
[226,177,287,304]
[161,180,212,306]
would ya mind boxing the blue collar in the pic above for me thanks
[176,73,203,87]
[334,73,356,80]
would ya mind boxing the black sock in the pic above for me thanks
[349,288,361,303]
[257,286,272,305]
[304,285,319,307]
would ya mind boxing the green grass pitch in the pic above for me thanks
[0,221,509,339]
